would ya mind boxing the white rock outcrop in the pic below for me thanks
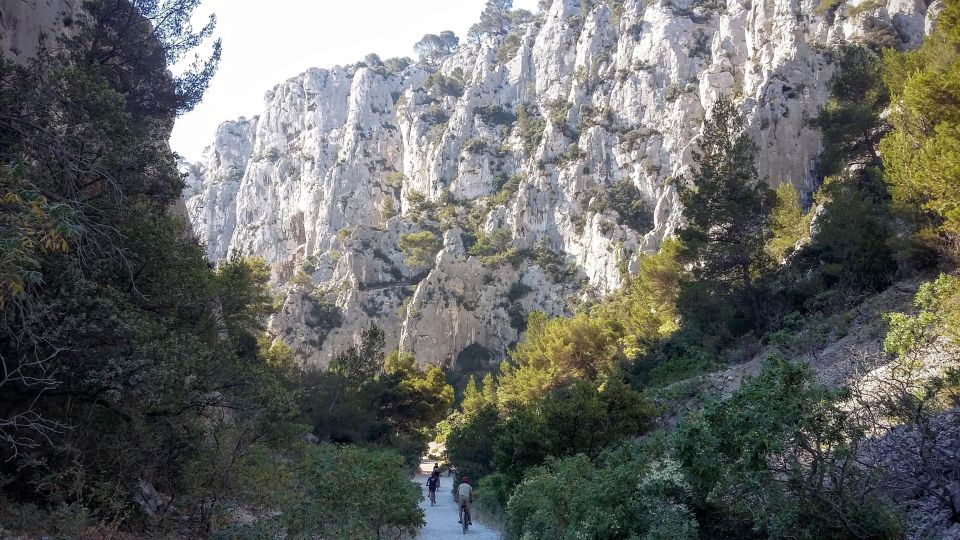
[184,0,931,371]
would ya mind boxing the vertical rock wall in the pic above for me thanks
[185,0,932,371]
[0,0,83,63]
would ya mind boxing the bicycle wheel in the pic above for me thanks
[462,507,470,534]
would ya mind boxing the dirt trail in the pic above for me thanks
[414,460,500,539]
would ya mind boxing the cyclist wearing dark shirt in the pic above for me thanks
[426,471,440,505]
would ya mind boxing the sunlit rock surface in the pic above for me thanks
[184,0,931,370]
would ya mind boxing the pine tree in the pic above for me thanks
[468,0,514,41]
[767,183,808,262]
[809,45,888,177]
[674,97,775,293]
[880,1,960,253]
[481,373,498,406]
[461,375,485,416]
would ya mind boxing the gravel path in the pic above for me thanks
[414,461,500,539]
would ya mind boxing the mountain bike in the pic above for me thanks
[429,488,436,505]
[460,503,471,534]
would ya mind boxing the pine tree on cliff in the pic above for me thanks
[674,97,775,322]
[468,0,513,41]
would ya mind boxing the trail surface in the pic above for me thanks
[414,460,500,539]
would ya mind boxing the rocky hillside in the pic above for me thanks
[184,0,934,372]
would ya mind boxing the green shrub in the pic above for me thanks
[570,212,586,234]
[589,180,654,233]
[463,138,490,154]
[815,0,843,13]
[495,32,523,64]
[507,281,533,301]
[620,128,654,152]
[420,103,450,125]
[424,71,464,97]
[474,104,517,126]
[767,183,808,261]
[577,105,614,132]
[466,229,523,267]
[506,450,698,540]
[647,347,717,387]
[384,171,406,188]
[665,83,683,102]
[880,2,960,248]
[380,198,397,221]
[516,103,546,153]
[545,98,572,126]
[809,45,887,178]
[476,472,511,522]
[384,56,412,75]
[282,444,424,538]
[553,143,586,167]
[491,173,523,206]
[445,405,499,481]
[674,356,905,538]
[798,169,894,292]
[0,500,93,538]
[427,123,446,143]
[400,230,442,266]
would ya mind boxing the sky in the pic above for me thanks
[171,0,540,162]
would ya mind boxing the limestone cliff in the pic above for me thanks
[0,0,83,63]
[184,0,934,373]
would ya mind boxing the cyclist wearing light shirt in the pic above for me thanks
[457,475,474,525]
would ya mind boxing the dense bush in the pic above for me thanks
[0,2,309,533]
[809,45,888,178]
[0,2,434,535]
[474,104,517,126]
[506,446,698,540]
[798,168,895,291]
[400,230,443,266]
[468,228,521,266]
[881,0,960,254]
[423,71,464,98]
[545,98,573,126]
[674,357,904,538]
[216,443,424,539]
[589,179,655,233]
[446,374,654,494]
[495,32,523,64]
[303,328,453,467]
[445,405,499,481]
[766,183,808,261]
[516,103,546,153]
[496,312,620,403]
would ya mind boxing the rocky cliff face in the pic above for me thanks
[184,0,933,373]
[0,0,83,63]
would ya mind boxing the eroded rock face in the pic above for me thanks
[0,0,83,63]
[184,0,930,371]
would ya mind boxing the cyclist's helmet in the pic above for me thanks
[462,475,469,482]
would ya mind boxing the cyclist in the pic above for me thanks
[426,471,440,505]
[457,475,474,526]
